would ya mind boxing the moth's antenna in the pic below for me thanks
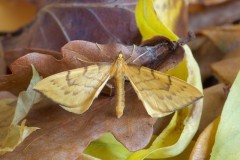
[74,57,108,64]
[131,50,148,63]
[125,45,136,62]
[96,43,115,62]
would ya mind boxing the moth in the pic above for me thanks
[34,45,203,118]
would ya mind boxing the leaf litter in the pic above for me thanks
[0,65,41,155]
[1,0,240,159]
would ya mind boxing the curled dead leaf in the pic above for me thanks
[211,57,240,84]
[189,117,220,160]
[190,25,240,80]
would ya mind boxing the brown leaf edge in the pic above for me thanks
[0,36,184,96]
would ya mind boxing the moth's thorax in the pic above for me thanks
[110,53,127,76]
[117,59,123,68]
[116,54,127,69]
[118,53,123,59]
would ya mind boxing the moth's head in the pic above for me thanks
[119,53,123,58]
[118,52,124,59]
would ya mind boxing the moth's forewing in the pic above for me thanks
[125,65,203,117]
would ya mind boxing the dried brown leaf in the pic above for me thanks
[196,83,226,136]
[189,0,232,6]
[2,0,141,65]
[199,25,240,53]
[0,42,6,75]
[189,1,240,30]
[0,91,16,99]
[189,117,220,160]
[190,25,240,80]
[0,89,156,159]
[222,48,240,59]
[190,36,221,80]
[4,48,61,67]
[211,57,240,84]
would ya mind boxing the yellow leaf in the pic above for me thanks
[189,117,220,160]
[135,0,179,41]
[83,133,131,160]
[0,65,41,155]
[0,121,37,155]
[127,46,203,159]
[84,134,196,160]
[12,65,42,125]
[210,71,240,160]
[153,0,188,38]
[77,153,101,160]
[128,0,203,159]
[155,141,196,160]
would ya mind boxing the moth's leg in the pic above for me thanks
[96,43,115,62]
[124,76,130,82]
[74,57,96,64]
[125,44,136,63]
[101,80,115,96]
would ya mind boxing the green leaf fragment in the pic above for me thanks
[0,65,42,155]
[210,70,240,160]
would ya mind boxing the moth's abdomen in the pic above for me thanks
[115,69,125,118]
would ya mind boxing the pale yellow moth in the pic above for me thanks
[34,51,203,118]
